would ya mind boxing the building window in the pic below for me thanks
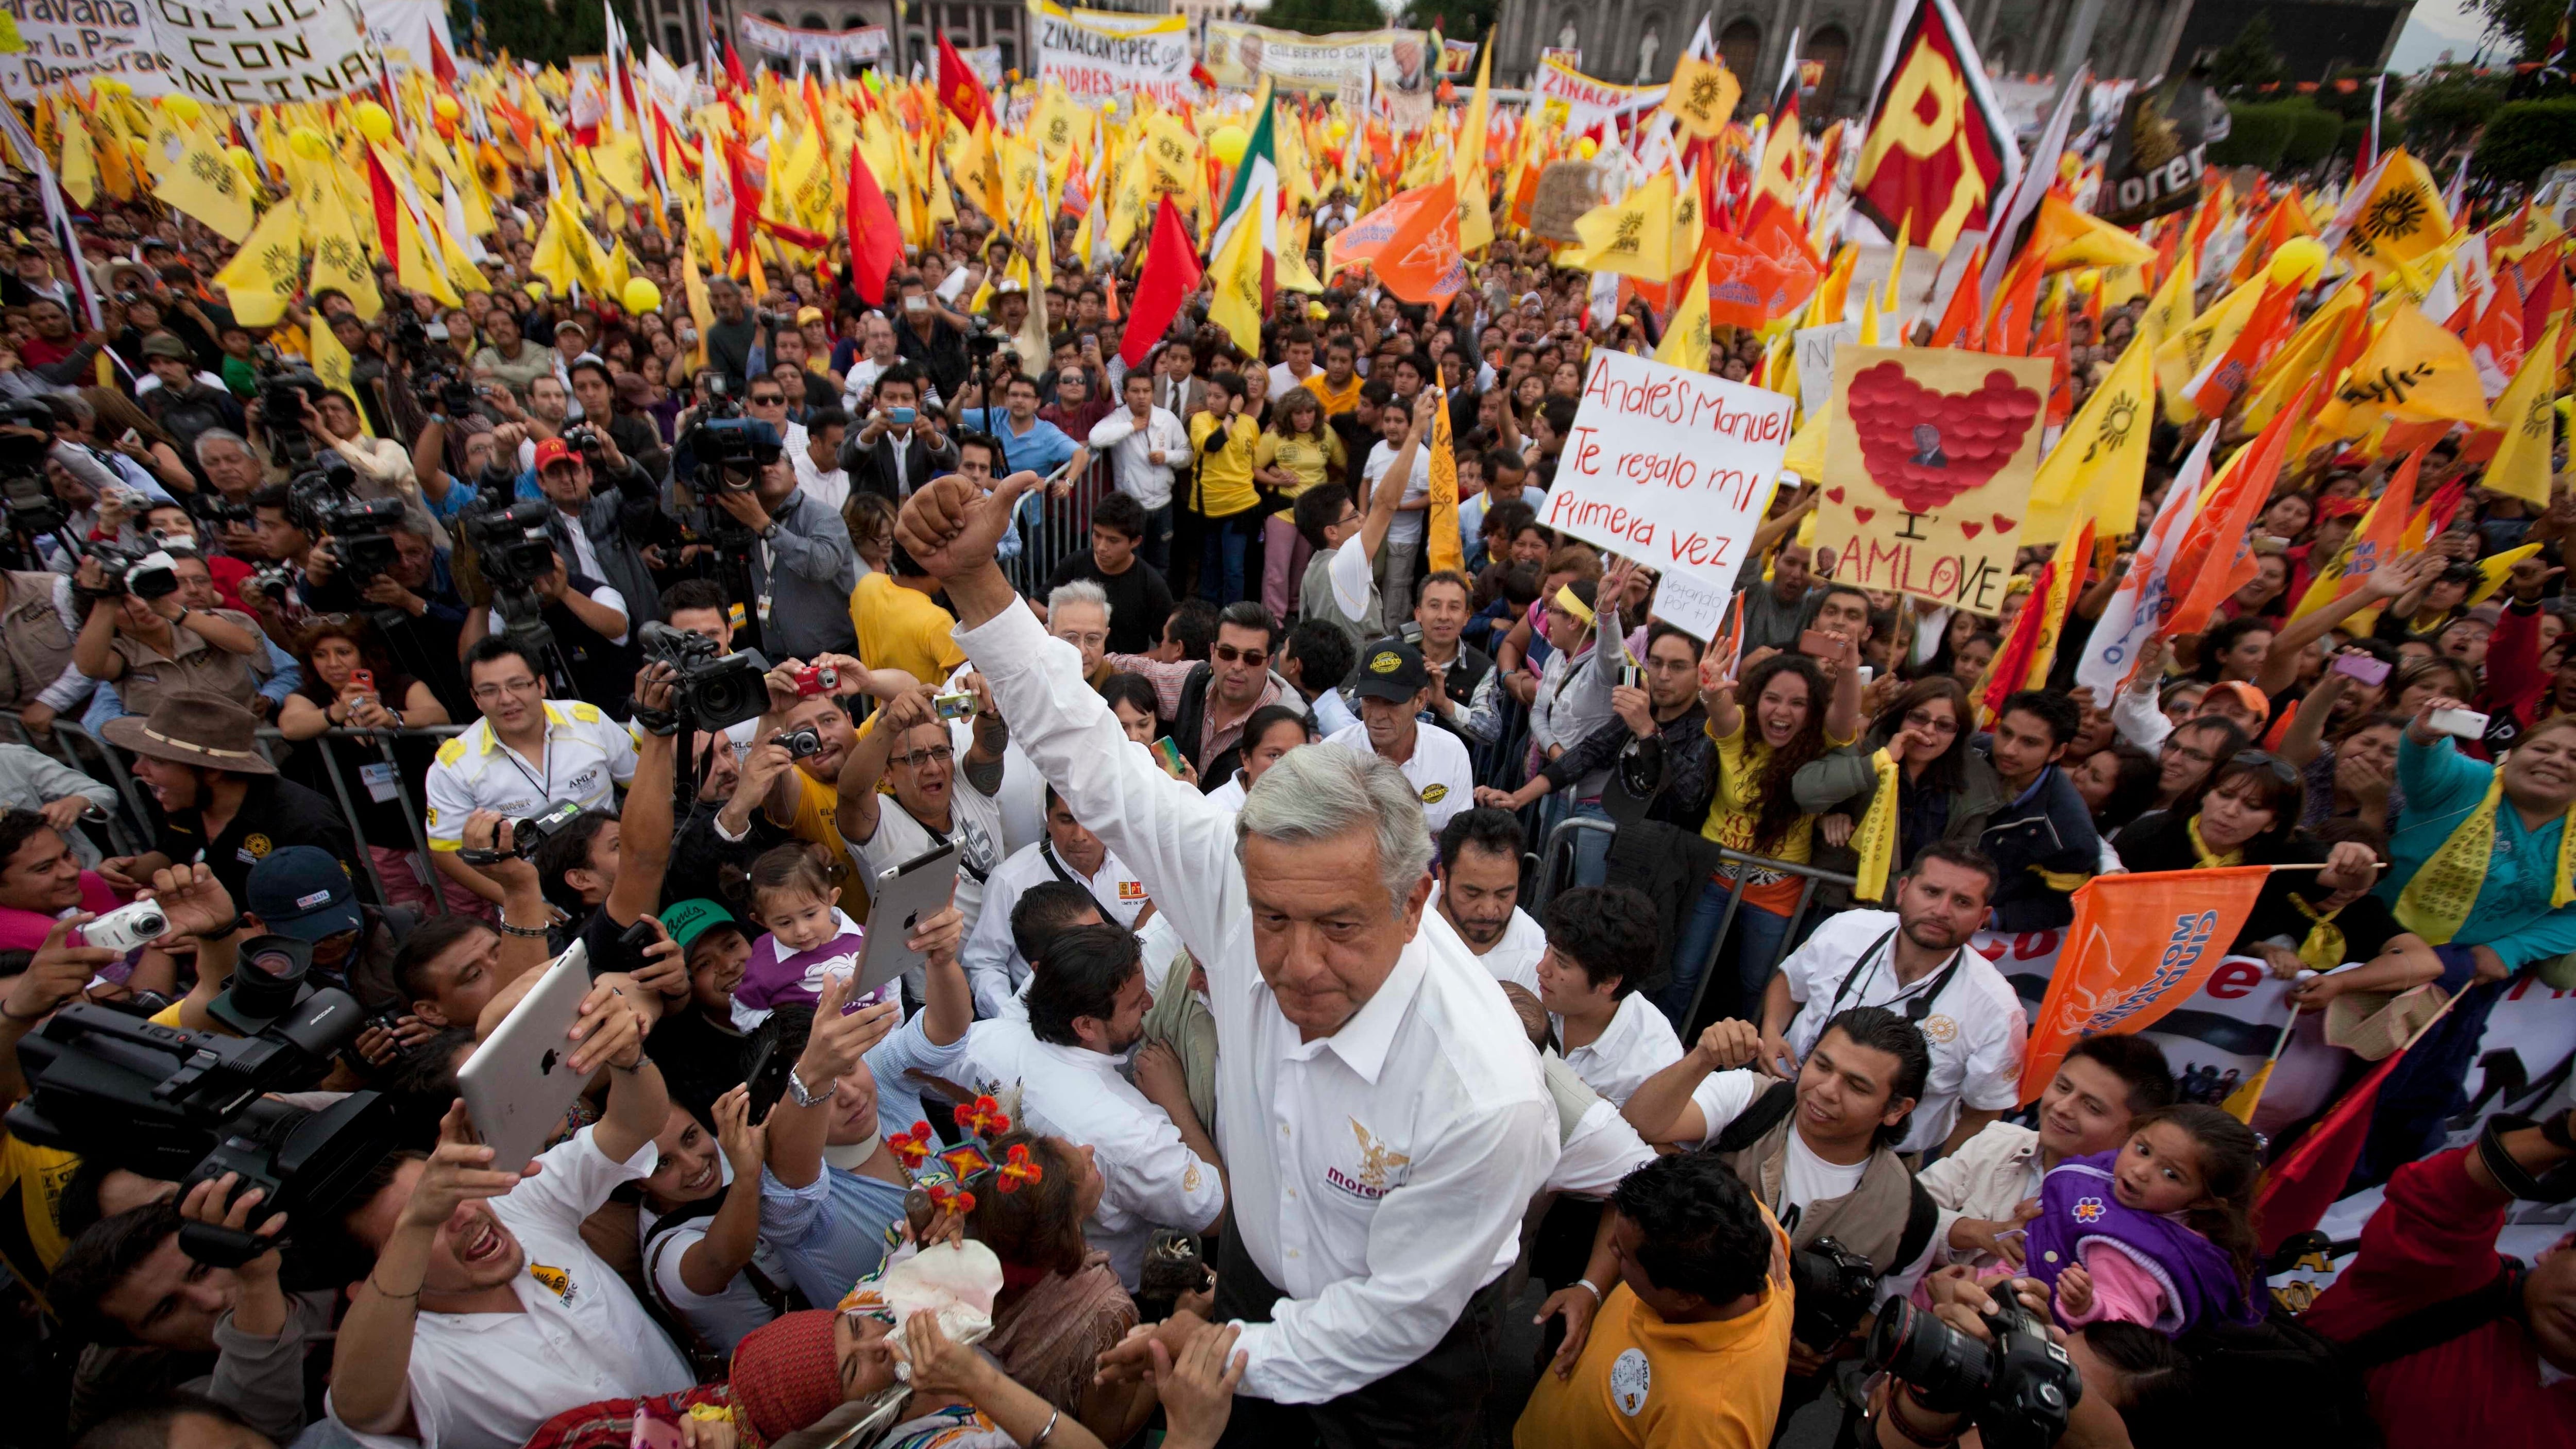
[1718,18,1759,83]
[665,20,685,55]
[1808,25,1850,109]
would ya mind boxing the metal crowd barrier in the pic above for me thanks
[1534,815,1859,1032]
[0,709,465,911]
[1001,451,1113,598]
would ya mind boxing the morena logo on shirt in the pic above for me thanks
[1325,1118,1411,1203]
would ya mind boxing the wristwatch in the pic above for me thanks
[784,1067,828,1108]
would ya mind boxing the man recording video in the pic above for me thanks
[701,432,857,661]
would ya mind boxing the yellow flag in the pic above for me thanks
[2337,149,2451,285]
[1655,250,1715,373]
[2484,319,2564,506]
[396,207,462,309]
[2315,303,2493,435]
[2140,243,2196,347]
[213,201,304,329]
[2241,276,2370,434]
[2035,193,2156,272]
[2028,325,2156,538]
[1572,171,1681,283]
[1660,55,1741,140]
[58,117,95,207]
[149,118,255,243]
[1427,386,1465,575]
[681,240,714,369]
[590,131,648,203]
[2471,544,2545,605]
[307,311,370,432]
[1782,394,1831,481]
[2154,272,2263,423]
[297,161,383,320]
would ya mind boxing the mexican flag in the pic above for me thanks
[1206,86,1279,357]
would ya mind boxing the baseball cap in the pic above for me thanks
[794,306,824,325]
[533,437,577,470]
[1353,637,1431,702]
[661,898,738,950]
[2200,681,2272,726]
[141,333,191,360]
[554,318,589,340]
[246,847,363,942]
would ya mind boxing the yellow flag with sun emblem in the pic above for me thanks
[2484,319,2563,507]
[1571,171,1681,283]
[2027,324,2155,538]
[2335,149,2450,286]
[213,202,303,328]
[1660,55,1741,140]
[149,116,254,244]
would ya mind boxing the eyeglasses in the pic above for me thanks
[1212,642,1268,667]
[2162,737,2219,766]
[891,745,954,769]
[2229,750,2300,786]
[749,393,786,407]
[1902,709,1960,736]
[470,677,542,701]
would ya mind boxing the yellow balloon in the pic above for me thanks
[1575,137,1598,159]
[1208,124,1249,168]
[288,126,331,160]
[622,278,664,314]
[2268,236,2327,289]
[432,95,462,122]
[224,145,255,177]
[162,95,203,125]
[353,101,394,144]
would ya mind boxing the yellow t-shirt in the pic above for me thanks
[1514,1218,1795,1449]
[1303,371,1363,418]
[850,571,968,685]
[0,1133,83,1305]
[1701,714,1855,913]
[1253,430,1344,503]
[1188,413,1262,518]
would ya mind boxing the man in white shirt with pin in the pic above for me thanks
[962,783,1150,1018]
[1428,807,1547,994]
[1757,841,2028,1157]
[893,463,1555,1441]
[1326,637,1476,837]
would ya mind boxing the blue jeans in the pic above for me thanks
[1658,878,1792,1032]
[1199,510,1261,604]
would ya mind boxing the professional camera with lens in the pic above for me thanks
[6,993,395,1271]
[462,497,557,592]
[639,620,772,732]
[84,542,180,601]
[252,348,328,470]
[563,423,611,469]
[0,398,62,546]
[1790,1236,1882,1351]
[682,415,780,495]
[1867,1295,2083,1449]
[320,496,406,591]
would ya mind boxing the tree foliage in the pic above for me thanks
[2401,66,2510,156]
[2473,98,2576,186]
[1266,0,1399,38]
[458,0,647,68]
[1398,0,1497,43]
[2207,14,2289,96]
[2472,0,2563,58]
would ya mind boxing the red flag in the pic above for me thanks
[1121,197,1202,369]
[846,142,902,307]
[1851,0,2016,251]
[2161,380,2319,643]
[938,33,994,129]
[2255,1046,2411,1256]
[427,27,460,89]
[364,146,401,263]
[722,40,750,98]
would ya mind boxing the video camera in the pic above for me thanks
[1867,1295,2083,1449]
[83,542,180,601]
[682,416,781,495]
[319,497,406,592]
[638,620,772,732]
[459,493,561,656]
[251,346,328,471]
[0,397,66,546]
[6,969,396,1270]
[456,798,585,865]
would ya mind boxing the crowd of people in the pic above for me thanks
[0,58,2567,1449]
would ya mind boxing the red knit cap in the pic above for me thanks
[729,1309,843,1441]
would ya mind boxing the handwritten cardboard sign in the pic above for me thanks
[1816,346,2048,613]
[1543,349,1794,592]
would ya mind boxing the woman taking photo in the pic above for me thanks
[1663,647,1861,1029]
[1792,676,2004,908]
[277,617,456,913]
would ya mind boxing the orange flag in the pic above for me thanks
[2016,867,2276,1102]
[2159,380,2319,644]
[1355,176,1467,315]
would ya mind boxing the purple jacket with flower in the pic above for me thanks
[2023,1149,2257,1335]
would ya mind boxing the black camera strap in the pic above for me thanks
[1824,926,1963,1027]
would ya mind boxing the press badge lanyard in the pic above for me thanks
[1825,928,1962,1025]
[500,734,551,804]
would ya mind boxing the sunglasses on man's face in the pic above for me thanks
[1212,642,1268,668]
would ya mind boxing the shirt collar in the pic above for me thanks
[1287,933,1429,1083]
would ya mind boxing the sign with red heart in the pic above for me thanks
[1817,347,2048,613]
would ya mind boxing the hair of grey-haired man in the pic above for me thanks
[1236,742,1435,912]
[193,428,252,466]
[1047,579,1111,621]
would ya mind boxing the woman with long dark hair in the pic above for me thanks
[1662,648,1860,1026]
[1792,676,2004,908]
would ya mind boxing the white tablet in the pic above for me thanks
[855,843,961,999]
[456,943,597,1176]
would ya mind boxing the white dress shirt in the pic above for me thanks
[961,1016,1226,1288]
[960,836,1149,1019]
[1087,405,1188,511]
[330,1128,693,1449]
[1321,720,1473,836]
[955,602,1556,1405]
[791,441,852,514]
[1776,910,2028,1153]
[1553,990,1685,1106]
[1424,883,1545,995]
[1362,436,1433,545]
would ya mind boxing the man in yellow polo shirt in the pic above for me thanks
[1517,1152,1793,1449]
